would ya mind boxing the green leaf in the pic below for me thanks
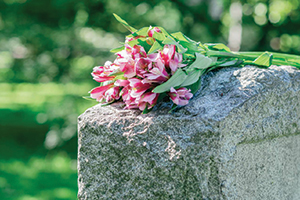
[287,59,300,64]
[162,36,187,54]
[218,59,243,67]
[180,69,203,87]
[152,68,187,93]
[171,32,188,42]
[188,78,202,94]
[114,73,127,81]
[172,32,194,43]
[127,39,139,47]
[156,26,173,38]
[100,101,115,107]
[142,104,153,114]
[152,31,166,41]
[128,27,149,37]
[206,43,231,52]
[252,52,273,67]
[188,53,212,70]
[109,68,123,76]
[113,13,137,33]
[168,104,178,113]
[110,46,124,53]
[148,41,163,54]
[180,41,198,53]
[137,38,151,52]
[127,37,151,52]
[82,96,95,101]
[156,93,167,103]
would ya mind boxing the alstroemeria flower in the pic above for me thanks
[148,27,161,37]
[92,61,118,82]
[114,79,129,87]
[129,78,151,98]
[135,57,152,78]
[138,92,159,111]
[169,52,186,74]
[90,83,114,102]
[114,54,136,78]
[159,44,186,74]
[120,85,139,109]
[125,35,146,43]
[160,44,176,67]
[144,57,169,83]
[168,87,193,106]
[125,44,147,59]
[104,86,120,103]
[124,96,139,109]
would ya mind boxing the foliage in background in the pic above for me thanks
[1,0,300,147]
[1,0,300,199]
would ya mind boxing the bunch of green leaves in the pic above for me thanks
[110,14,300,111]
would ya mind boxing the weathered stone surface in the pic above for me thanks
[78,65,300,200]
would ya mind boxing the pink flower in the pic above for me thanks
[148,27,161,37]
[144,57,169,83]
[90,83,114,102]
[129,78,151,98]
[159,45,187,74]
[114,53,136,78]
[168,87,193,106]
[114,79,129,87]
[90,83,120,103]
[138,92,159,111]
[135,57,152,78]
[160,44,176,67]
[120,85,139,109]
[104,86,120,103]
[115,44,148,78]
[125,35,145,43]
[92,61,118,82]
[125,44,147,59]
[169,52,186,74]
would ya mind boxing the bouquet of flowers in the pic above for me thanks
[88,14,300,113]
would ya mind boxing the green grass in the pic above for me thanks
[0,82,97,200]
[0,153,77,200]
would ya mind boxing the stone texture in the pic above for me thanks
[78,65,300,200]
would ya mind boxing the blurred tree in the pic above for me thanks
[1,1,300,198]
[0,0,300,149]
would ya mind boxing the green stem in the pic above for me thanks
[238,51,300,61]
[206,50,300,68]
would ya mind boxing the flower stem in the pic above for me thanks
[206,50,300,68]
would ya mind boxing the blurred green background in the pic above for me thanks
[1,0,299,199]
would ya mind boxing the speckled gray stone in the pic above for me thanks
[78,65,300,200]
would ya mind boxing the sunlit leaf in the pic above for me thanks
[128,27,149,37]
[82,96,95,100]
[108,68,123,76]
[110,46,124,53]
[206,43,231,52]
[171,32,196,44]
[252,52,273,67]
[152,31,166,41]
[113,13,137,33]
[148,41,163,54]
[127,37,151,52]
[156,26,173,38]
